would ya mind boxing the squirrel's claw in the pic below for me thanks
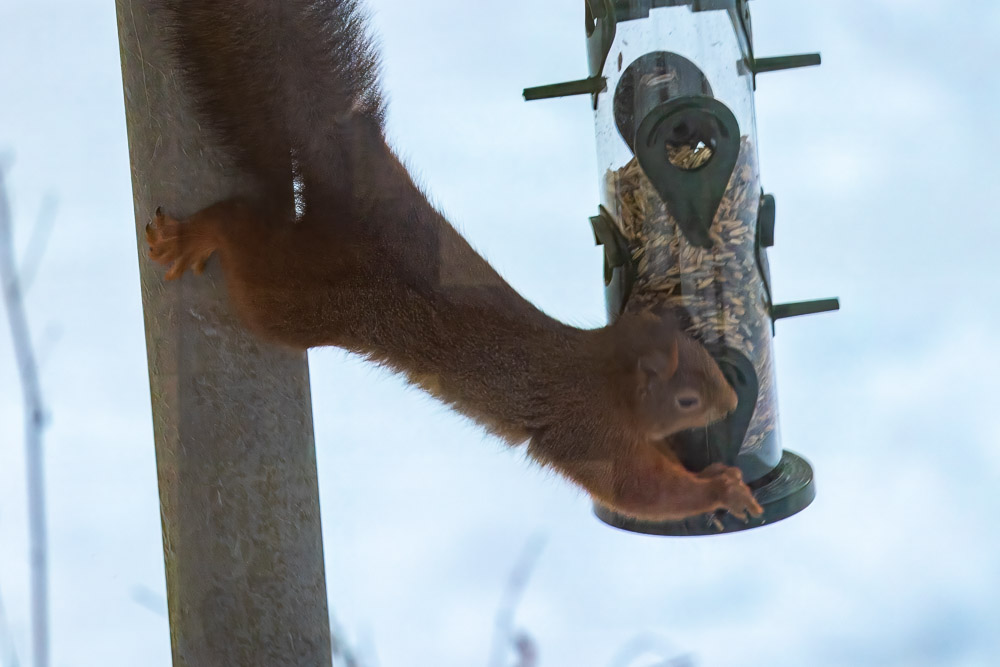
[697,462,763,521]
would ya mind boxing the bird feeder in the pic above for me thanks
[525,0,837,535]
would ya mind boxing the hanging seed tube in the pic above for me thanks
[609,134,775,465]
[583,0,815,535]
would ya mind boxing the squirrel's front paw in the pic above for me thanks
[146,207,216,280]
[700,463,764,521]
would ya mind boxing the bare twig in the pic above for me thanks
[512,632,538,667]
[330,615,364,667]
[0,166,49,667]
[355,627,380,667]
[17,193,56,294]
[130,585,168,618]
[488,533,546,667]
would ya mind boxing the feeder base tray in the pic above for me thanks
[593,449,814,536]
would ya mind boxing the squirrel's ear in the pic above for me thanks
[665,338,679,377]
[637,340,679,381]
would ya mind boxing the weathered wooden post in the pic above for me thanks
[115,2,333,663]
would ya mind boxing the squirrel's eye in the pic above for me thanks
[676,394,701,411]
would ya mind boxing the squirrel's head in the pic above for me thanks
[620,311,738,439]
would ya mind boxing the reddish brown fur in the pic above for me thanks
[150,0,762,521]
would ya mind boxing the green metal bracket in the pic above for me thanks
[525,0,770,107]
[671,346,759,470]
[750,54,822,89]
[752,53,822,74]
[634,95,741,249]
[523,0,615,108]
[590,206,635,317]
[772,298,840,321]
[613,0,738,21]
[755,195,839,332]
[523,76,608,102]
[611,0,753,63]
[586,0,617,79]
[758,193,775,248]
[590,208,628,269]
[753,191,774,315]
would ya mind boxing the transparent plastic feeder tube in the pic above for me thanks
[593,3,781,481]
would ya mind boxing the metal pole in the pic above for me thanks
[114,3,333,664]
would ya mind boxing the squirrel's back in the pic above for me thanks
[159,0,386,195]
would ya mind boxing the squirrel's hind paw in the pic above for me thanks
[146,209,217,281]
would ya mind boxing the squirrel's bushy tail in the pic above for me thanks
[159,0,386,196]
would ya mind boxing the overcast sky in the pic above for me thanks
[2,0,999,666]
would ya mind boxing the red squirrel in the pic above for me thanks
[146,0,763,522]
